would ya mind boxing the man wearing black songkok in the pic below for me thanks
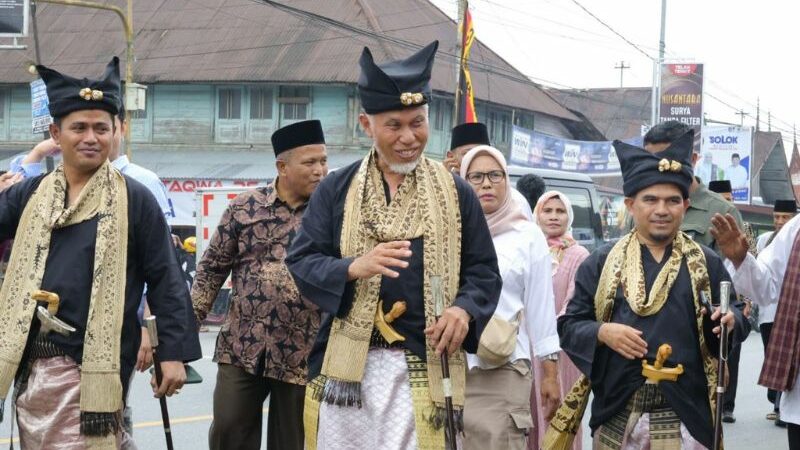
[549,129,747,449]
[287,41,500,450]
[193,120,328,450]
[0,57,198,448]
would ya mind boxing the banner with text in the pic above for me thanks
[699,126,752,204]
[162,178,264,227]
[510,126,642,174]
[659,63,704,151]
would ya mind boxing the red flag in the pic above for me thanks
[458,7,477,124]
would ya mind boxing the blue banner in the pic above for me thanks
[509,126,640,174]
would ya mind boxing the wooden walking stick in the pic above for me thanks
[144,316,175,450]
[431,276,458,450]
[712,281,731,450]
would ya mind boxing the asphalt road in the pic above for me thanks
[0,329,790,449]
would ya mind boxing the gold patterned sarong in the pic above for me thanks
[305,151,462,450]
[0,162,128,448]
[543,231,718,450]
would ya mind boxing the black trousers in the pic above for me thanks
[209,363,306,450]
[723,341,742,412]
[760,322,782,409]
[789,423,800,450]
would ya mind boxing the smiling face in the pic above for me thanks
[538,196,570,238]
[466,153,507,215]
[359,106,429,175]
[50,109,114,177]
[624,183,689,243]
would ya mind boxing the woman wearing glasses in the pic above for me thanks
[459,145,561,450]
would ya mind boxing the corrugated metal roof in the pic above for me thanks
[551,87,652,140]
[0,0,577,121]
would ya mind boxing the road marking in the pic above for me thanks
[0,409,269,443]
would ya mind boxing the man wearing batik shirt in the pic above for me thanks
[192,120,328,450]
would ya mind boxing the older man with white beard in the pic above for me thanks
[286,41,501,450]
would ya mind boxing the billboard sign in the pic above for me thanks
[0,0,28,38]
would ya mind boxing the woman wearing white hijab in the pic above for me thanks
[459,145,561,450]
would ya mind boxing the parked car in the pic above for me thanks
[508,166,605,252]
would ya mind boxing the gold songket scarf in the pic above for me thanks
[0,162,128,445]
[542,231,718,450]
[307,150,462,450]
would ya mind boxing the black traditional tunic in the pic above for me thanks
[558,242,748,449]
[0,174,201,397]
[286,160,501,380]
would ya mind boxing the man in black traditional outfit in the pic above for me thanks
[286,41,501,450]
[546,129,747,449]
[0,57,197,448]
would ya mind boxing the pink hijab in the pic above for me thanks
[460,145,529,237]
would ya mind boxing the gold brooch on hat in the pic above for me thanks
[658,158,682,173]
[400,92,425,106]
[79,87,104,101]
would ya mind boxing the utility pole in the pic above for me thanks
[650,0,667,127]
[36,0,135,160]
[735,109,748,127]
[755,97,760,131]
[452,0,468,128]
[768,111,772,132]
[614,61,630,88]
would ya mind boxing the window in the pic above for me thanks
[279,86,310,120]
[433,99,446,130]
[218,88,241,119]
[282,103,308,120]
[279,86,310,101]
[250,87,273,119]
[0,89,5,120]
[514,112,534,130]
[499,113,509,143]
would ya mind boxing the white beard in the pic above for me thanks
[386,160,420,174]
[374,145,421,175]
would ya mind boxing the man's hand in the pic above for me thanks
[708,306,737,336]
[541,361,561,422]
[0,172,23,192]
[347,241,411,281]
[709,213,749,268]
[26,138,61,163]
[598,323,647,359]
[443,154,460,174]
[424,306,470,356]
[742,300,752,319]
[136,327,154,372]
[151,361,186,398]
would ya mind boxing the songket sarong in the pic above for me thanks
[593,384,706,450]
[314,348,461,450]
[16,356,137,450]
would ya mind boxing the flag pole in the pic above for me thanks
[451,0,468,128]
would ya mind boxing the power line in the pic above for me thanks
[568,0,654,60]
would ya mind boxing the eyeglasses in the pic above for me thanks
[466,170,506,185]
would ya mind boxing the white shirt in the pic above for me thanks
[511,188,534,221]
[755,231,777,325]
[112,155,171,216]
[466,221,560,370]
[726,165,749,189]
[726,214,800,424]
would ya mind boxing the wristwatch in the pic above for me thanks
[541,352,559,362]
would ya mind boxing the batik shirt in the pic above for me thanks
[192,182,320,385]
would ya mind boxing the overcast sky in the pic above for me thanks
[430,0,798,148]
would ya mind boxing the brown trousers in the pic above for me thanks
[209,363,305,450]
[463,360,534,450]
